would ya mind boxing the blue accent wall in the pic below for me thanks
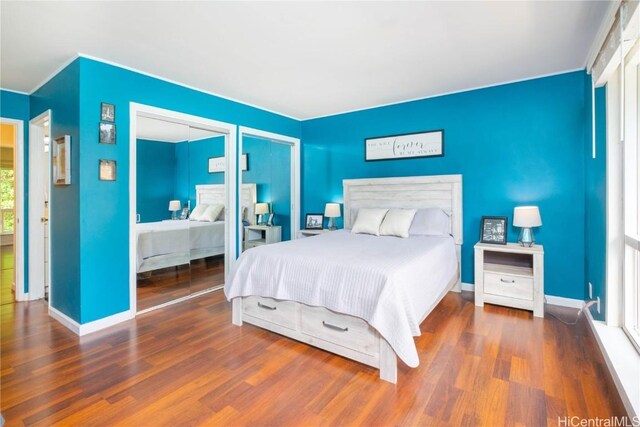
[176,136,226,209]
[77,57,300,323]
[301,71,589,300]
[0,90,30,293]
[136,139,177,223]
[30,61,81,321]
[243,137,292,240]
[585,85,607,320]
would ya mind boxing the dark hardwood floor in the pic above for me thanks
[0,289,626,426]
[136,256,224,311]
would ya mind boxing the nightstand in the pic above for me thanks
[244,225,281,250]
[474,242,544,318]
[297,229,332,238]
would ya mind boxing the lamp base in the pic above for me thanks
[171,211,178,221]
[327,217,337,231]
[518,227,535,247]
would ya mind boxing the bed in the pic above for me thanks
[225,175,462,383]
[136,183,257,273]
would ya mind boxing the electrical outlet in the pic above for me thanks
[597,296,601,314]
[589,282,593,299]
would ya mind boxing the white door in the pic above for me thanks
[28,111,50,300]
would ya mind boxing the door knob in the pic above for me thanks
[40,217,48,223]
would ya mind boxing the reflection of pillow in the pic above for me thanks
[200,204,224,222]
[351,208,388,236]
[380,209,417,238]
[217,207,225,221]
[189,204,209,221]
[409,208,450,236]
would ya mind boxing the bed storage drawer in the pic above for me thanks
[483,272,533,300]
[300,305,378,356]
[242,296,297,330]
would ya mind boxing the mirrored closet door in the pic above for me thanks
[135,114,228,312]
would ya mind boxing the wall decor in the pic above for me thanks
[53,135,71,185]
[101,102,115,122]
[99,122,116,144]
[305,213,324,230]
[480,216,508,245]
[99,159,117,181]
[365,129,444,161]
[208,153,248,173]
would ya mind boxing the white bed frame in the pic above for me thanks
[231,175,462,383]
[137,183,257,273]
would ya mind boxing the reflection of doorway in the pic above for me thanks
[129,103,237,315]
[0,118,25,303]
[28,112,51,302]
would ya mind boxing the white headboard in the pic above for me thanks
[343,175,463,245]
[195,183,257,224]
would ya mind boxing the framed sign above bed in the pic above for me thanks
[209,154,248,173]
[365,129,444,161]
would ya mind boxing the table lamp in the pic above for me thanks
[324,203,341,230]
[255,202,269,225]
[169,200,181,220]
[513,206,542,247]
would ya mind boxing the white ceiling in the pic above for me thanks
[136,116,222,142]
[1,1,610,120]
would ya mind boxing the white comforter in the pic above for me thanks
[136,220,225,270]
[225,230,458,367]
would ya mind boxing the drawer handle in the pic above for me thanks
[322,321,348,332]
[500,278,515,284]
[257,302,276,311]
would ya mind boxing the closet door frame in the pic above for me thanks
[129,103,237,316]
[238,126,301,248]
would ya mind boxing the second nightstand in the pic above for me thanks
[297,229,332,239]
[474,242,544,318]
[244,225,281,251]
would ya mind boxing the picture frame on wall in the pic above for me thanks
[365,129,444,161]
[479,216,508,245]
[100,102,115,122]
[305,213,324,230]
[52,135,71,186]
[208,153,248,173]
[99,122,116,144]
[99,159,117,181]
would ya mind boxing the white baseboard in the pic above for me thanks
[460,282,585,308]
[49,306,133,336]
[585,309,639,419]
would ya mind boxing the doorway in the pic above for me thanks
[129,103,237,315]
[28,111,51,302]
[0,118,25,303]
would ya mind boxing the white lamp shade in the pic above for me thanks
[255,203,269,215]
[168,200,181,212]
[324,203,341,218]
[513,206,542,227]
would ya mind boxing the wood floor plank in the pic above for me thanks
[1,290,627,426]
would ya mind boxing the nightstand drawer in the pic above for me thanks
[300,305,378,356]
[484,272,533,300]
[243,296,297,330]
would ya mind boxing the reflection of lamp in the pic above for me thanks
[513,206,542,247]
[255,203,269,225]
[169,200,181,220]
[324,203,341,230]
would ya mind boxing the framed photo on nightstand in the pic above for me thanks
[480,216,508,245]
[305,213,324,230]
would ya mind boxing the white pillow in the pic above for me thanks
[351,208,389,236]
[409,208,451,236]
[189,204,209,221]
[217,206,226,221]
[380,209,417,238]
[200,204,224,222]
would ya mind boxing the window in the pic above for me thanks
[623,41,640,350]
[0,162,14,234]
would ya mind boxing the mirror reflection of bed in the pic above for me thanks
[135,116,228,312]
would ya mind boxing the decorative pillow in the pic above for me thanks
[409,208,451,236]
[380,209,417,238]
[200,204,224,222]
[217,207,226,221]
[189,204,209,221]
[351,208,389,236]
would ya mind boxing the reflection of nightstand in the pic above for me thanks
[474,242,544,318]
[297,229,332,238]
[244,225,281,250]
